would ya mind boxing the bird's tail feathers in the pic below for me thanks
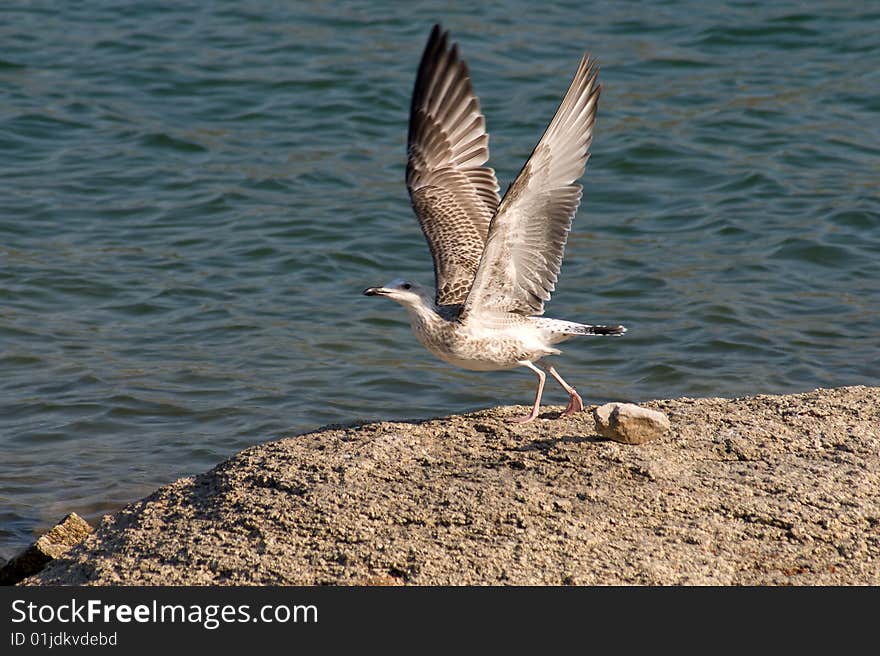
[567,322,626,336]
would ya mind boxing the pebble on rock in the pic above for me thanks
[593,403,671,444]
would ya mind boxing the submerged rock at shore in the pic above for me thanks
[1,512,92,585]
[593,402,671,444]
[19,386,880,586]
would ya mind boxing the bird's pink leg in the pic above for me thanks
[510,361,546,424]
[547,365,584,416]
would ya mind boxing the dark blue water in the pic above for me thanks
[1,1,878,559]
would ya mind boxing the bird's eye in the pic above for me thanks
[402,283,412,290]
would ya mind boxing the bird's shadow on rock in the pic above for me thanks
[515,434,605,453]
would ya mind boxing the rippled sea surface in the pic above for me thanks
[2,1,878,558]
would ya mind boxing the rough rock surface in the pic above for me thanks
[593,402,671,444]
[22,386,880,586]
[1,512,92,585]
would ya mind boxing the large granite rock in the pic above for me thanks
[17,386,880,586]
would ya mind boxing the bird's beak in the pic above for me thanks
[363,287,390,296]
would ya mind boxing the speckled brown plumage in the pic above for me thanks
[406,24,500,307]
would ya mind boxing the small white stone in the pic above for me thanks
[593,403,670,445]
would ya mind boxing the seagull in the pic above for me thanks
[364,24,625,423]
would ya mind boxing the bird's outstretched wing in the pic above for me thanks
[407,24,501,307]
[462,55,600,319]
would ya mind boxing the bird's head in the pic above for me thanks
[363,279,433,309]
